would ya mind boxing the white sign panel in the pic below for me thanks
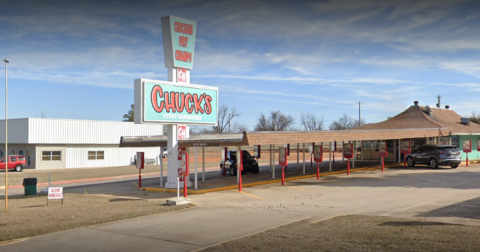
[48,187,63,200]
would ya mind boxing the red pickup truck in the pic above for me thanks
[0,155,27,172]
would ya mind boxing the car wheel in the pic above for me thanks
[429,158,438,169]
[406,157,415,167]
[230,166,236,176]
[451,164,459,169]
[15,165,22,172]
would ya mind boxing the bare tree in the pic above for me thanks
[329,114,365,130]
[469,112,480,124]
[231,122,249,133]
[212,104,240,133]
[301,113,324,131]
[254,111,294,131]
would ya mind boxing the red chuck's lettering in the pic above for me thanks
[151,85,213,116]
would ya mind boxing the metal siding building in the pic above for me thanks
[0,118,163,169]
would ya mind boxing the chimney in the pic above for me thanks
[460,118,470,126]
[414,101,419,106]
[445,105,449,109]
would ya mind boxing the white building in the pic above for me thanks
[0,118,163,169]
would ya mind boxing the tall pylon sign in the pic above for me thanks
[134,16,218,188]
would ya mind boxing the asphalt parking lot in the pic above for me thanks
[2,163,480,251]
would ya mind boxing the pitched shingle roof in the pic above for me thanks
[353,105,480,135]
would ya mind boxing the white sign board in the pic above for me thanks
[48,187,63,200]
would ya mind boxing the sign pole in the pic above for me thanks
[316,162,319,180]
[382,156,385,172]
[139,168,142,188]
[347,158,350,175]
[239,149,243,192]
[282,166,285,185]
[466,153,469,167]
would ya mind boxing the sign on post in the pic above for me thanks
[47,187,64,206]
[343,143,353,159]
[279,147,287,166]
[254,145,261,159]
[400,140,411,154]
[313,145,323,162]
[178,147,186,160]
[463,139,472,153]
[136,152,144,169]
[378,142,388,157]
[161,15,197,69]
[477,139,480,151]
[134,79,218,126]
[178,125,187,140]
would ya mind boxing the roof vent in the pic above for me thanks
[445,105,450,109]
[414,101,419,106]
[460,118,470,125]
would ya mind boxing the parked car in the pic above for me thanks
[0,155,27,172]
[162,147,168,158]
[220,150,259,176]
[406,145,461,169]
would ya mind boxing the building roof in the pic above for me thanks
[354,105,480,135]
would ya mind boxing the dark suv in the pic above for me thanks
[220,150,260,176]
[406,145,461,169]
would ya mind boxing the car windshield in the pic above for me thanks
[243,151,252,159]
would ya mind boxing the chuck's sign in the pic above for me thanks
[161,15,197,69]
[134,79,218,125]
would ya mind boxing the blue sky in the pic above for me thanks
[1,0,480,131]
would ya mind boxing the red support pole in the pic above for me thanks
[282,166,285,185]
[239,151,243,191]
[333,153,335,164]
[466,153,469,167]
[347,158,350,175]
[382,156,385,172]
[184,153,189,198]
[139,168,142,188]
[316,162,319,180]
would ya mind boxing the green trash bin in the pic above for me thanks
[23,178,37,196]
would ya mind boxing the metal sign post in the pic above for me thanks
[343,143,353,175]
[239,150,243,192]
[314,145,322,180]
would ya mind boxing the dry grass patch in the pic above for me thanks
[201,215,480,252]
[0,193,192,241]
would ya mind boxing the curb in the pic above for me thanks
[142,163,402,194]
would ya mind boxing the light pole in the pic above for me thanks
[4,58,8,213]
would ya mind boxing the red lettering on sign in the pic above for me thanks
[151,85,213,116]
[151,85,164,112]
[179,36,188,47]
[204,94,212,114]
[174,21,193,35]
[163,91,176,113]
[175,50,192,63]
[185,94,194,113]
[175,92,185,113]
[193,94,205,114]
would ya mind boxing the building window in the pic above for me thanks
[42,151,61,161]
[88,151,104,160]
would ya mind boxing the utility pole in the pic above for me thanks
[358,102,361,127]
[436,95,441,108]
[228,113,232,133]
[4,58,9,213]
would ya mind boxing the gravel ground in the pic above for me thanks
[200,215,480,252]
[0,193,192,242]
